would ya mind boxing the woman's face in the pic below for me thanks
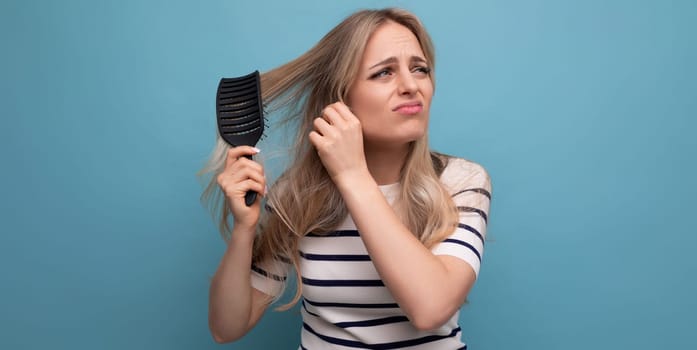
[347,21,433,150]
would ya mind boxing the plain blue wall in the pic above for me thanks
[2,0,695,349]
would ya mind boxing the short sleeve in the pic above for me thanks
[431,158,492,278]
[250,256,292,297]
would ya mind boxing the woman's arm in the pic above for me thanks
[335,173,477,331]
[309,103,486,330]
[208,146,272,343]
[208,227,272,343]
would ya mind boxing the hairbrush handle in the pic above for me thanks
[243,154,258,206]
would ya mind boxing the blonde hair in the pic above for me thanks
[199,8,459,310]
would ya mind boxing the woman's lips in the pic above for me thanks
[393,103,423,115]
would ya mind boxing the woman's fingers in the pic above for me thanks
[312,116,334,138]
[308,130,325,151]
[219,165,265,189]
[224,146,261,172]
[218,147,267,205]
[228,156,264,178]
[321,104,347,126]
[331,102,356,122]
[237,179,266,198]
[315,102,358,137]
[310,101,367,181]
[312,102,363,146]
[217,147,266,229]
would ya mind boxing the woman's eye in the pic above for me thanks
[370,69,392,79]
[413,66,431,74]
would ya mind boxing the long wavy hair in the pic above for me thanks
[199,8,459,310]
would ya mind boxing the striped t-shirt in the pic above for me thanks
[251,157,491,349]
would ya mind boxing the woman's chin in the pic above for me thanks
[364,131,427,149]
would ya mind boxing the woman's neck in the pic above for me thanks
[364,143,411,185]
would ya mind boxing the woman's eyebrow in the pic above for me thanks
[369,57,397,69]
[411,56,427,64]
[368,56,428,69]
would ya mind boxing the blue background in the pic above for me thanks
[2,0,695,349]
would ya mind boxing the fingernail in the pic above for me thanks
[252,147,261,153]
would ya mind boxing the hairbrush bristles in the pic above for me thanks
[216,71,265,147]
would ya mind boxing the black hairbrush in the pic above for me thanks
[216,70,265,206]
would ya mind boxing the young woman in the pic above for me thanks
[201,8,491,349]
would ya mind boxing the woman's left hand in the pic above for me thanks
[309,102,369,184]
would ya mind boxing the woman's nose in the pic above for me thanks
[397,70,418,95]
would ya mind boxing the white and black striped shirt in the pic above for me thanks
[252,157,491,349]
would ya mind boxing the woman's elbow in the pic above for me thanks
[410,315,448,331]
[408,303,460,331]
[209,320,246,344]
[210,328,244,344]
[211,331,231,344]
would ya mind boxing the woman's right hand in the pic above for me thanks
[216,146,266,232]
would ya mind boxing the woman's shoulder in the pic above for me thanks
[432,152,492,194]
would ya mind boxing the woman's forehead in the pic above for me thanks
[362,22,425,65]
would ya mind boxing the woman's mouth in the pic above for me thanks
[393,102,423,115]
